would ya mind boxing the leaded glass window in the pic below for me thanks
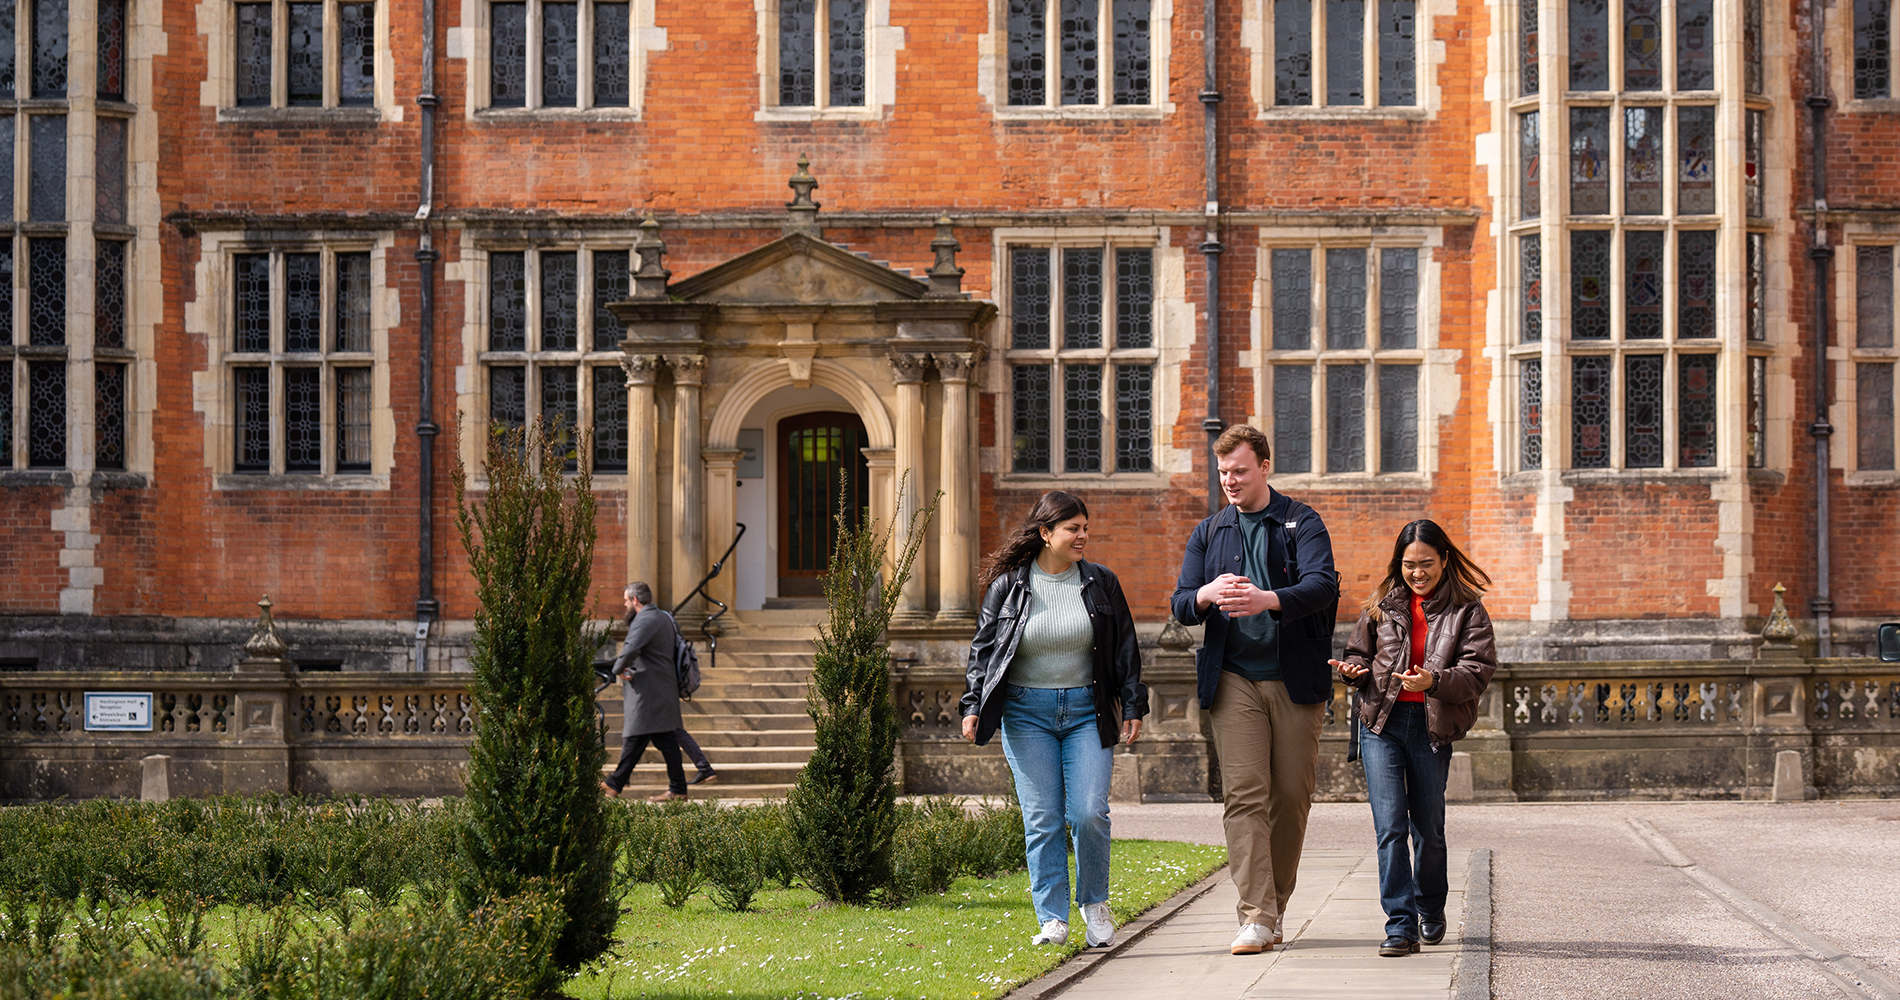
[336,252,371,351]
[1747,232,1765,342]
[1623,0,1661,90]
[336,366,370,471]
[234,0,379,109]
[1114,364,1152,472]
[1378,0,1414,104]
[285,366,322,471]
[542,1,578,107]
[1625,354,1664,467]
[1012,363,1051,472]
[1008,0,1047,106]
[1624,106,1662,215]
[235,367,270,471]
[1744,0,1762,93]
[1854,246,1899,473]
[285,252,321,352]
[1569,0,1608,89]
[489,251,527,350]
[1521,234,1541,343]
[779,0,815,104]
[592,250,628,350]
[778,0,865,108]
[1676,0,1713,89]
[1519,0,1538,95]
[1521,358,1543,470]
[1378,364,1417,472]
[1271,0,1413,106]
[489,366,526,436]
[1571,230,1610,340]
[26,361,63,467]
[1012,248,1052,349]
[287,3,323,105]
[541,364,578,469]
[1859,246,1894,349]
[1569,107,1609,215]
[1275,0,1313,105]
[236,3,270,105]
[1380,248,1418,349]
[1625,230,1664,340]
[1112,0,1150,104]
[1678,230,1716,338]
[592,365,627,471]
[235,253,271,352]
[95,116,125,225]
[33,0,66,98]
[1326,364,1366,473]
[0,119,13,222]
[1571,356,1611,468]
[1747,355,1766,468]
[1272,249,1312,350]
[1520,111,1539,219]
[0,2,15,99]
[340,2,374,104]
[1063,363,1103,472]
[594,1,630,106]
[1012,0,1154,108]
[1856,0,1892,99]
[28,114,63,223]
[1678,354,1717,467]
[1326,249,1367,349]
[1059,0,1098,106]
[1326,0,1364,105]
[1115,249,1152,349]
[0,246,11,348]
[540,251,578,350]
[1063,248,1103,349]
[491,3,528,106]
[1274,366,1313,473]
[96,240,126,350]
[98,0,124,100]
[1678,106,1714,215]
[28,237,62,346]
[1859,363,1895,470]
[828,0,865,105]
[1745,110,1763,218]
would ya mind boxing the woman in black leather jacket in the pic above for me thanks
[960,491,1148,950]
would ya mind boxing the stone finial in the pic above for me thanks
[784,155,822,238]
[1761,583,1797,643]
[237,595,294,674]
[924,216,966,299]
[632,209,671,300]
[1158,615,1194,650]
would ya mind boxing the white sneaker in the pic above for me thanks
[1081,902,1116,947]
[1031,918,1069,946]
[1230,923,1275,955]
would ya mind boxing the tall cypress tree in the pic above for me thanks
[452,423,619,982]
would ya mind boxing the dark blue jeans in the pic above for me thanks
[1359,701,1451,940]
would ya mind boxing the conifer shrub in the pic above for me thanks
[451,421,620,980]
[697,811,766,912]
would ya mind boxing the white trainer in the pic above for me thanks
[1031,918,1070,946]
[1081,902,1115,947]
[1230,923,1275,955]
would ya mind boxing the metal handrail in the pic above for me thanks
[672,523,747,675]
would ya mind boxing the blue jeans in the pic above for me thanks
[999,684,1114,924]
[1359,702,1451,939]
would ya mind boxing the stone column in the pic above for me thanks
[701,447,744,613]
[935,353,977,626]
[889,352,930,624]
[622,355,663,592]
[670,355,708,614]
[862,446,897,580]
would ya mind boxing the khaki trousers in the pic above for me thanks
[1208,672,1326,931]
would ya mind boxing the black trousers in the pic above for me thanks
[607,730,686,794]
[675,728,711,772]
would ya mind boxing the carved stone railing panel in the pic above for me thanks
[1809,675,1900,727]
[0,674,476,743]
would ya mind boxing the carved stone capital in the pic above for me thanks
[620,354,664,386]
[669,354,708,386]
[934,352,977,383]
[888,351,929,385]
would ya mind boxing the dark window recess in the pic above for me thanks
[489,252,527,350]
[1677,0,1714,88]
[285,252,322,352]
[0,244,14,345]
[30,114,66,223]
[0,3,14,99]
[1274,365,1313,473]
[1010,247,1051,349]
[336,367,371,471]
[0,119,13,222]
[779,0,816,106]
[1325,248,1367,350]
[541,365,578,470]
[1276,0,1313,104]
[1520,234,1541,343]
[1327,0,1365,105]
[1379,364,1418,473]
[34,0,67,98]
[95,363,124,471]
[235,253,272,352]
[1625,230,1665,340]
[336,252,372,352]
[96,240,126,350]
[1855,0,1891,99]
[1112,0,1150,104]
[1678,230,1717,338]
[1008,0,1046,105]
[1114,248,1152,349]
[1060,0,1099,106]
[98,0,125,99]
[829,0,866,105]
[542,1,578,107]
[0,660,37,672]
[1012,363,1051,472]
[1571,356,1611,469]
[287,3,324,106]
[1625,354,1664,468]
[28,237,64,347]
[593,250,629,350]
[1568,0,1608,90]
[1570,230,1610,340]
[0,362,10,467]
[298,660,344,672]
[1381,248,1418,349]
[1326,363,1366,473]
[592,365,628,471]
[491,3,528,107]
[1679,354,1719,468]
[1272,249,1312,349]
[540,251,578,350]
[235,368,271,472]
[489,366,526,434]
[1115,364,1152,472]
[1063,362,1102,472]
[594,1,631,106]
[96,116,126,225]
[236,3,272,106]
[1521,358,1543,471]
[340,2,375,105]
[285,367,322,471]
[1379,0,1415,104]
[1858,363,1895,471]
[1062,248,1103,349]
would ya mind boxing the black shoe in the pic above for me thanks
[690,768,717,785]
[1420,914,1446,946]
[1379,936,1420,957]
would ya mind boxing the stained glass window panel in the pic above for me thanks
[288,4,323,106]
[27,362,64,467]
[1115,249,1153,349]
[1571,230,1610,340]
[1624,106,1663,214]
[830,0,866,106]
[1326,248,1367,349]
[1571,356,1611,468]
[1746,110,1764,218]
[96,240,125,350]
[1859,246,1894,348]
[98,0,124,100]
[1623,0,1661,89]
[1747,232,1766,342]
[542,365,578,469]
[235,367,270,472]
[1274,365,1313,473]
[542,1,579,107]
[491,3,528,107]
[1747,355,1766,468]
[1326,364,1366,473]
[1380,248,1418,349]
[1625,230,1665,339]
[96,116,125,225]
[489,365,526,435]
[1679,230,1717,338]
[1009,0,1047,105]
[540,251,578,351]
[489,252,527,351]
[1060,0,1100,105]
[780,0,816,105]
[95,363,123,470]
[594,1,631,106]
[1625,354,1664,467]
[1568,0,1608,90]
[1379,364,1418,472]
[592,366,628,472]
[285,253,321,352]
[1678,105,1716,214]
[1063,248,1104,349]
[1520,111,1540,219]
[1520,0,1538,95]
[1745,0,1763,92]
[235,253,271,353]
[1679,354,1717,467]
[1112,0,1150,104]
[336,252,371,352]
[1858,363,1896,470]
[33,0,67,98]
[28,238,63,347]
[1379,0,1415,104]
[1276,0,1313,105]
[1677,0,1714,89]
[1521,234,1542,343]
[1013,364,1051,472]
[1521,358,1543,470]
[1855,0,1891,99]
[29,114,65,223]
[1115,364,1152,472]
[1064,363,1102,472]
[0,3,14,99]
[0,119,13,222]
[1011,248,1051,349]
[1569,107,1610,215]
[1328,0,1365,105]
[593,250,629,350]
[285,367,321,472]
[340,2,375,105]
[236,3,271,106]
[1272,249,1313,350]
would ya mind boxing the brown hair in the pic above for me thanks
[1364,519,1493,618]
[977,491,1090,591]
[1214,425,1271,463]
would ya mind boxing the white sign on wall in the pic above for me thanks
[84,692,154,731]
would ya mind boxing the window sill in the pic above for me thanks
[217,106,383,126]
[1264,472,1432,491]
[996,472,1172,490]
[1844,470,1900,487]
[215,473,391,491]
[1837,97,1900,114]
[993,105,1167,122]
[1559,468,1726,485]
[475,106,643,122]
[0,470,146,488]
[755,106,885,123]
[1257,105,1429,121]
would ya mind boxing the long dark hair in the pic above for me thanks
[1365,519,1492,617]
[977,491,1090,591]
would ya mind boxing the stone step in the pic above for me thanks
[600,728,815,748]
[684,681,811,699]
[606,760,807,785]
[607,782,795,800]
[613,744,815,765]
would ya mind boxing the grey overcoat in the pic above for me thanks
[615,607,681,736]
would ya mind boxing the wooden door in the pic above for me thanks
[777,411,870,596]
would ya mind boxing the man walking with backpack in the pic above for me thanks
[602,581,691,801]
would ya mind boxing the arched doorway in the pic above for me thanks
[778,411,870,597]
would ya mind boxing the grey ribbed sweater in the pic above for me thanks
[1005,563,1094,689]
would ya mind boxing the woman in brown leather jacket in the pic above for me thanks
[1328,519,1497,959]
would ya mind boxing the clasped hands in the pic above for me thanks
[1195,573,1280,618]
[1328,657,1434,692]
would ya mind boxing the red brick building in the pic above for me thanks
[2,0,1896,672]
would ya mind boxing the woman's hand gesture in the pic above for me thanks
[1329,657,1368,680]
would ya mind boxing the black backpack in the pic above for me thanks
[667,612,702,700]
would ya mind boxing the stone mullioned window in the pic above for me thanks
[231,0,375,108]
[1848,243,1900,477]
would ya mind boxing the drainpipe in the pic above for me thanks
[1200,0,1225,515]
[1806,0,1833,657]
[413,0,442,670]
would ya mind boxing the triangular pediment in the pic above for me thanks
[669,234,930,305]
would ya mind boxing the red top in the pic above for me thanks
[1398,591,1428,703]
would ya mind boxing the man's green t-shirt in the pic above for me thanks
[1221,506,1281,681]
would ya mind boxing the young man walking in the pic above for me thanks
[1171,425,1340,955]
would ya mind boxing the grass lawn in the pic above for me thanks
[568,838,1227,1000]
